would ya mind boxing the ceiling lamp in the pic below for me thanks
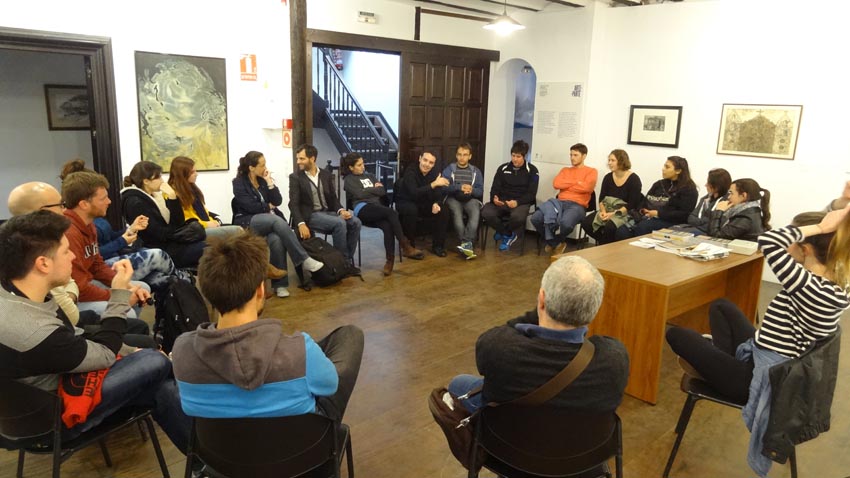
[483,1,525,35]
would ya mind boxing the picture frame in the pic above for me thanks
[44,84,90,131]
[627,105,682,148]
[135,51,229,171]
[717,104,802,160]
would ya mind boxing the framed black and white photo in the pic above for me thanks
[44,84,90,130]
[627,105,682,148]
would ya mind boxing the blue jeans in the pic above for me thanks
[445,197,481,244]
[249,213,309,288]
[531,200,586,246]
[63,349,191,454]
[448,374,485,413]
[203,225,243,239]
[307,211,361,261]
[105,248,179,293]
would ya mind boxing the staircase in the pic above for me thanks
[312,48,398,197]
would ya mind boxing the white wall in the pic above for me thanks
[1,0,292,220]
[339,50,400,135]
[0,49,91,201]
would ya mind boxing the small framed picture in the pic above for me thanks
[717,104,802,160]
[44,84,91,130]
[627,105,683,148]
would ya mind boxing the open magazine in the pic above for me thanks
[629,237,730,261]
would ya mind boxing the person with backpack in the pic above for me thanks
[442,142,484,259]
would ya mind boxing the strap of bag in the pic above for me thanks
[508,339,595,406]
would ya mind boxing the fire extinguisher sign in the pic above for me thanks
[240,54,257,81]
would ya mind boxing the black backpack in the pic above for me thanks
[154,276,209,353]
[300,237,359,287]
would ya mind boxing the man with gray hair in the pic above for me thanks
[447,255,629,413]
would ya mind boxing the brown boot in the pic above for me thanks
[383,255,395,276]
[400,238,424,260]
[267,263,287,280]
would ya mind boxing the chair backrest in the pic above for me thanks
[477,405,620,476]
[190,413,338,478]
[0,378,60,444]
[586,190,597,214]
[230,197,241,226]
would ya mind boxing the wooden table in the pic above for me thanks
[560,238,764,404]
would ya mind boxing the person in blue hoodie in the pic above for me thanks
[172,231,364,421]
[442,142,484,259]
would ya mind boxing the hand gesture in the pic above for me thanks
[432,203,441,215]
[506,200,518,209]
[431,174,450,189]
[715,200,731,212]
[340,210,352,220]
[127,284,151,307]
[263,169,275,187]
[110,259,134,290]
[130,215,148,231]
[160,182,176,198]
[493,195,505,207]
[122,228,138,245]
[599,211,612,221]
[819,204,850,234]
[298,223,311,240]
[461,184,473,194]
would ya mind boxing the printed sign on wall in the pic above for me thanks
[240,54,257,81]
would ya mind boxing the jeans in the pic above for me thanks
[308,211,361,261]
[63,349,191,454]
[481,202,531,236]
[105,248,179,293]
[448,374,485,413]
[531,200,586,246]
[249,213,309,288]
[445,197,481,244]
[203,225,243,239]
[314,325,365,421]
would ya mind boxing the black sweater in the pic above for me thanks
[489,161,539,205]
[394,165,444,206]
[476,310,629,412]
[641,179,698,224]
[598,172,643,212]
[120,187,186,250]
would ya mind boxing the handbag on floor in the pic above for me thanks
[427,339,595,471]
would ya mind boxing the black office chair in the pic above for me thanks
[468,405,622,478]
[184,414,353,478]
[662,374,797,478]
[0,377,170,478]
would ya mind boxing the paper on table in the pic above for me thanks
[629,237,665,249]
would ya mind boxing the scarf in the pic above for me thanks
[721,200,761,228]
[122,185,171,222]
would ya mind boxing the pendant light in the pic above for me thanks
[483,0,525,35]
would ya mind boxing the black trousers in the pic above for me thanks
[357,203,406,257]
[395,200,448,247]
[481,202,531,236]
[580,214,618,245]
[315,325,365,421]
[665,298,755,403]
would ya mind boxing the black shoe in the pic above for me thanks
[432,246,447,257]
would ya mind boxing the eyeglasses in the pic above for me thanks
[40,201,66,210]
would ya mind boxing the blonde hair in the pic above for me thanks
[827,213,850,289]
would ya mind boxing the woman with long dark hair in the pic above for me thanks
[614,155,698,240]
[708,177,771,241]
[688,168,732,233]
[232,151,323,298]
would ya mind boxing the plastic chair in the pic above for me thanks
[0,377,170,478]
[184,413,353,478]
[468,405,622,478]
[662,374,797,478]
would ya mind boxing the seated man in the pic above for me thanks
[0,211,189,452]
[442,142,484,259]
[448,255,629,414]
[481,140,539,251]
[7,181,151,339]
[531,143,598,255]
[61,171,152,315]
[290,143,361,267]
[394,152,450,256]
[172,231,364,421]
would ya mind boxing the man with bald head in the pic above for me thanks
[7,181,66,216]
[394,152,450,257]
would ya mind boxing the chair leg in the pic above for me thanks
[138,420,148,442]
[663,395,698,478]
[789,447,797,478]
[99,438,113,467]
[345,432,354,478]
[144,416,171,478]
[16,449,25,478]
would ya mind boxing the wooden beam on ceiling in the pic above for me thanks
[477,0,540,12]
[545,0,585,7]
[414,0,499,17]
[421,8,491,22]
[610,0,641,5]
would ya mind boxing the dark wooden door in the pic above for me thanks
[400,52,490,175]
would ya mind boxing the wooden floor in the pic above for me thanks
[4,229,850,478]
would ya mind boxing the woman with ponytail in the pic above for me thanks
[708,178,771,241]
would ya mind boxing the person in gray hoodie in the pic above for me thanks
[172,231,364,421]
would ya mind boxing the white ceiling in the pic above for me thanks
[383,0,695,19]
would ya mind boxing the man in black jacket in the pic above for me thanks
[481,140,539,251]
[394,152,450,257]
[447,255,629,413]
[290,144,361,264]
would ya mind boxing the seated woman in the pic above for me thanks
[666,207,850,476]
[342,152,424,276]
[580,149,642,245]
[614,156,698,241]
[707,178,770,242]
[687,168,731,234]
[120,161,206,269]
[232,150,323,298]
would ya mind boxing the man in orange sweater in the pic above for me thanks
[531,143,597,254]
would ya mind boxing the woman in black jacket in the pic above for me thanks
[614,155,698,241]
[687,168,731,234]
[120,161,205,268]
[232,151,323,298]
[708,178,771,242]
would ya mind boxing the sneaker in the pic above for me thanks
[458,242,477,260]
[275,287,290,298]
[493,232,503,242]
[553,242,568,255]
[500,232,518,251]
[465,250,478,260]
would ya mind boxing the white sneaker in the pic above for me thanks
[275,287,290,298]
[302,257,324,272]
